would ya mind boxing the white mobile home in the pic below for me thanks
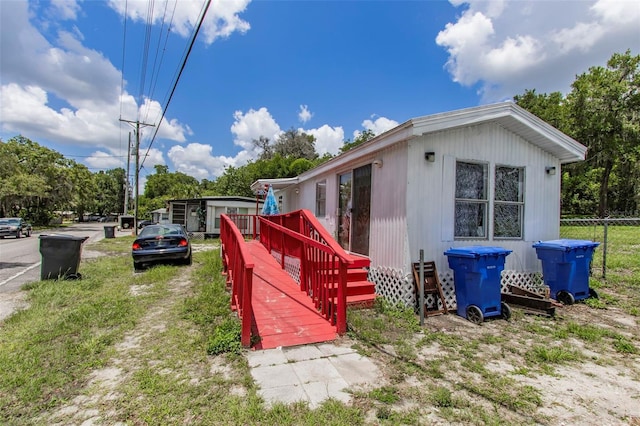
[251,102,587,307]
[168,196,263,237]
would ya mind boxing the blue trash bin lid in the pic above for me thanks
[444,246,513,258]
[532,239,600,251]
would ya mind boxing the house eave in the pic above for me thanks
[411,102,587,164]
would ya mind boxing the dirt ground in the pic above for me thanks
[3,244,639,425]
[383,302,640,425]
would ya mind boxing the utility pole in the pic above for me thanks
[120,118,155,234]
[124,132,131,215]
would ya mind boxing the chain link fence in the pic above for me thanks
[559,216,640,279]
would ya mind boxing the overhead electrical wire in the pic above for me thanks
[140,0,211,170]
[142,0,176,124]
[119,0,130,178]
[136,0,156,121]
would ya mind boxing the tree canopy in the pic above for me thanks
[515,50,639,216]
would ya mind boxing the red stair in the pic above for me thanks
[321,265,376,308]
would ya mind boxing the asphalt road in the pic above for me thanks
[0,222,110,294]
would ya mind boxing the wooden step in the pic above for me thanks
[325,280,376,297]
[346,280,376,297]
[319,268,369,281]
[345,253,370,268]
[346,293,377,308]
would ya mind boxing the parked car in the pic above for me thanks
[0,217,31,238]
[131,224,192,271]
[137,219,156,229]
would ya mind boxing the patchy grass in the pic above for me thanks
[1,228,638,425]
[0,253,175,420]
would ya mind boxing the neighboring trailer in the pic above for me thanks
[168,196,263,237]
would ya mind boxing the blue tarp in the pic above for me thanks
[261,186,280,215]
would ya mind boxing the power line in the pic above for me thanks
[140,0,211,170]
[142,0,174,123]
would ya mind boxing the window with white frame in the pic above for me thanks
[455,161,488,238]
[494,166,524,239]
[316,180,326,216]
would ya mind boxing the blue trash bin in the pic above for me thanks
[532,239,600,305]
[444,246,512,324]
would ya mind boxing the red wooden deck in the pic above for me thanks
[245,240,337,349]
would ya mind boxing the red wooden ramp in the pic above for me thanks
[245,240,338,349]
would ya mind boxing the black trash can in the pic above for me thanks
[39,234,89,280]
[104,225,116,238]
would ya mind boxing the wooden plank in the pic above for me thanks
[245,241,337,349]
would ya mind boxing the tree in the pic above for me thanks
[0,136,76,224]
[253,136,273,160]
[92,168,126,216]
[339,129,376,153]
[513,90,568,132]
[566,50,640,216]
[144,165,200,200]
[515,51,640,216]
[273,128,317,160]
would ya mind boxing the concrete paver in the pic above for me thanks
[247,341,383,408]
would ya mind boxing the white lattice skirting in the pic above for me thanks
[265,252,546,313]
[370,267,545,312]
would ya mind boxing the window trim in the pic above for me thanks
[315,180,327,217]
[493,165,525,240]
[454,161,489,240]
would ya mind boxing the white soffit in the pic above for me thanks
[411,102,587,164]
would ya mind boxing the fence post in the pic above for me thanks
[419,249,425,327]
[602,219,608,279]
[336,262,347,334]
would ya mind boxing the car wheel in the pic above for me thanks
[184,253,192,266]
[16,231,21,239]
[134,261,144,272]
[26,230,31,237]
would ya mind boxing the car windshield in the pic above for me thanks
[0,220,8,225]
[138,225,184,237]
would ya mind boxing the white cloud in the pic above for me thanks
[552,22,605,53]
[591,0,640,26]
[230,107,282,152]
[298,105,313,123]
[436,0,640,101]
[168,143,232,181]
[51,0,81,20]
[140,147,166,170]
[356,116,399,138]
[107,0,251,45]
[302,125,344,156]
[85,150,125,170]
[0,1,190,152]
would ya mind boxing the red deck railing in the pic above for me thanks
[219,214,254,347]
[258,210,354,334]
[223,210,356,343]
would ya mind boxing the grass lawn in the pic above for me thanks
[0,230,638,425]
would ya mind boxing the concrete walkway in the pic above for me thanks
[247,342,383,408]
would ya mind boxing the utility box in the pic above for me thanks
[39,234,89,280]
[444,246,512,324]
[118,215,135,230]
[533,239,600,305]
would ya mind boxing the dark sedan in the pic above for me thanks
[131,224,192,271]
[0,217,31,238]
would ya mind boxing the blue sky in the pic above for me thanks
[1,0,638,188]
